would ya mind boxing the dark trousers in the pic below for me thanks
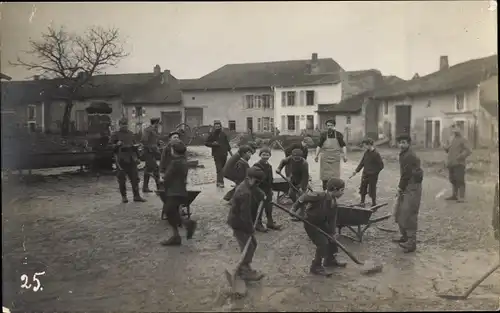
[214,155,228,185]
[288,180,302,202]
[322,180,328,191]
[163,196,186,228]
[233,229,257,267]
[448,164,466,199]
[304,220,338,265]
[223,179,242,201]
[251,190,273,225]
[143,150,160,190]
[359,173,379,204]
[117,161,140,197]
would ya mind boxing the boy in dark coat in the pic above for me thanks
[160,141,197,246]
[205,120,233,188]
[276,149,310,217]
[290,177,347,276]
[222,145,254,201]
[392,134,423,253]
[351,138,384,207]
[252,147,282,232]
[227,167,267,281]
[159,131,181,174]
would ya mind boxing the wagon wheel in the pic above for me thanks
[175,123,193,146]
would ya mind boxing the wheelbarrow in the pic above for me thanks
[155,189,201,221]
[272,177,290,204]
[336,203,391,242]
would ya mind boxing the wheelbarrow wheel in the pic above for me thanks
[175,123,193,146]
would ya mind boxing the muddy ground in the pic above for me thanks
[2,146,499,311]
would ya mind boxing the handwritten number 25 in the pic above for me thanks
[20,272,45,292]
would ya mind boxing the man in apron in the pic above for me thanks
[314,119,347,190]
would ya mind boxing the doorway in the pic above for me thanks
[395,105,411,137]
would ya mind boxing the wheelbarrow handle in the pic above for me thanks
[276,171,313,194]
[271,201,364,265]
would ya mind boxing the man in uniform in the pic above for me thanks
[109,117,146,203]
[205,120,232,188]
[141,117,161,193]
[290,177,347,276]
[392,134,423,253]
[443,123,472,203]
[314,120,347,190]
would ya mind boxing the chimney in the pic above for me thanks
[310,53,320,74]
[412,73,420,80]
[33,75,40,80]
[154,64,161,76]
[439,56,449,70]
[161,69,170,84]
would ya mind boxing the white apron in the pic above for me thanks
[320,133,341,180]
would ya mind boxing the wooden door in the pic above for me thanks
[425,120,433,148]
[184,107,203,128]
[395,105,411,137]
[161,111,182,134]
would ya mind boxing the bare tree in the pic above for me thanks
[10,25,129,135]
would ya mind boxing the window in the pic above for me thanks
[306,90,315,106]
[263,95,273,109]
[455,120,466,133]
[286,91,296,106]
[281,92,286,107]
[455,93,465,111]
[306,115,314,130]
[257,118,262,132]
[134,106,144,118]
[245,95,254,109]
[228,120,236,131]
[383,101,389,115]
[346,115,351,125]
[27,105,36,121]
[262,117,271,131]
[287,115,296,131]
[270,117,274,131]
[255,95,262,109]
[246,117,253,131]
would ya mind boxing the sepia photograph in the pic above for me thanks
[1,1,499,312]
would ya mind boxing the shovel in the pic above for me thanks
[437,262,500,300]
[271,201,384,275]
[276,171,313,193]
[224,200,265,297]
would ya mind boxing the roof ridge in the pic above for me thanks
[223,58,334,66]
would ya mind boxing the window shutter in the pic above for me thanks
[270,95,274,109]
[300,91,305,106]
[257,118,262,132]
[314,90,317,106]
[295,115,300,132]
[281,115,286,131]
[243,95,246,109]
[281,92,286,107]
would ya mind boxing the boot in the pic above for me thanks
[160,235,182,246]
[267,221,282,231]
[323,255,347,268]
[142,175,153,193]
[445,186,458,200]
[185,219,197,240]
[310,261,332,277]
[399,240,416,253]
[393,226,408,243]
[120,185,128,203]
[238,265,264,281]
[359,195,366,207]
[255,223,268,233]
[122,196,129,203]
[457,185,466,203]
[132,186,146,202]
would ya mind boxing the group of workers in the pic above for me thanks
[108,116,427,278]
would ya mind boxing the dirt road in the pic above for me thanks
[2,147,499,311]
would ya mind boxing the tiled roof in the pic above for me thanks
[182,58,344,90]
[373,54,498,99]
[1,70,183,106]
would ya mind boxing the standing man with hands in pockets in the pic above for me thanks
[205,120,233,188]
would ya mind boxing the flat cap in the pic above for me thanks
[247,167,265,181]
[326,177,345,191]
[291,149,304,157]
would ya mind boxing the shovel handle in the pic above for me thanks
[461,262,500,299]
[276,171,313,194]
[235,201,265,269]
[272,201,364,265]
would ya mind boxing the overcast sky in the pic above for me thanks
[1,1,497,81]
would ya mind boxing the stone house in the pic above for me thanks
[0,65,184,135]
[372,54,498,148]
[181,53,344,133]
[315,72,405,143]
